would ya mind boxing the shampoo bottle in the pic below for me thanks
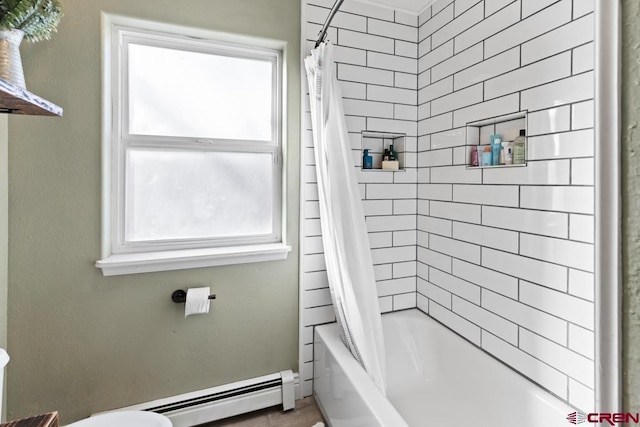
[513,129,526,164]
[491,137,502,165]
[389,144,397,160]
[363,149,373,169]
[470,146,479,167]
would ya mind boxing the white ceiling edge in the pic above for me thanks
[354,0,439,16]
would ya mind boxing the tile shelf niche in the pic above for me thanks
[0,77,63,117]
[361,130,406,172]
[465,111,527,169]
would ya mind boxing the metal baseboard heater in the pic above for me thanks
[113,370,298,427]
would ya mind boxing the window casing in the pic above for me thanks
[97,15,289,276]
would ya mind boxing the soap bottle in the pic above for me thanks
[383,148,390,161]
[470,146,479,167]
[513,129,526,164]
[363,149,373,169]
[491,137,502,165]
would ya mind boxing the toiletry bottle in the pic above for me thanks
[503,141,513,165]
[481,146,492,166]
[389,144,397,161]
[383,148,390,161]
[491,137,502,165]
[363,149,373,169]
[513,129,526,164]
[470,146,479,167]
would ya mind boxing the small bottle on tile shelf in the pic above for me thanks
[389,144,397,161]
[363,149,373,169]
[470,146,479,167]
[503,141,513,165]
[513,129,526,164]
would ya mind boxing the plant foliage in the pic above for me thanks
[0,0,63,42]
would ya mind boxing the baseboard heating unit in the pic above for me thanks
[114,370,298,427]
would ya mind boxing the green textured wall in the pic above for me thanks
[6,0,300,423]
[622,0,640,413]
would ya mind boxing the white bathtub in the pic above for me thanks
[313,309,575,427]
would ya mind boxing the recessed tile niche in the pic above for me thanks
[361,131,406,171]
[465,111,528,169]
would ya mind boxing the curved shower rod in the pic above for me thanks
[315,0,346,48]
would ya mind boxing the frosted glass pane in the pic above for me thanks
[128,43,273,141]
[126,150,274,242]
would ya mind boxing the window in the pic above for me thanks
[97,15,290,276]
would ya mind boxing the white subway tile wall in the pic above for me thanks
[302,0,419,398]
[415,0,594,411]
[302,0,595,410]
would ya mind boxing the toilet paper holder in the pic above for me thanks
[171,289,216,303]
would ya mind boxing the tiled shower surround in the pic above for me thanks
[301,0,595,411]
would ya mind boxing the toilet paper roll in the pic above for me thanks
[185,287,211,317]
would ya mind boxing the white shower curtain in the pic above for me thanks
[304,42,387,394]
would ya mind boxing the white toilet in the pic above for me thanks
[66,410,172,427]
[0,349,172,427]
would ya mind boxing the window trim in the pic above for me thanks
[97,13,290,276]
[95,243,291,276]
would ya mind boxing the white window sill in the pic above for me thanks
[96,243,291,276]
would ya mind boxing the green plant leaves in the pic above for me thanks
[0,0,63,42]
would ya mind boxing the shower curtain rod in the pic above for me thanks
[315,0,345,48]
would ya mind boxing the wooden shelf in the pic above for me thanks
[0,411,59,427]
[0,78,62,117]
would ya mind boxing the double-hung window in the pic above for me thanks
[97,16,289,276]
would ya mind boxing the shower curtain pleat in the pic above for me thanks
[304,42,387,394]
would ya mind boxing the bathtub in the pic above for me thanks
[313,309,575,427]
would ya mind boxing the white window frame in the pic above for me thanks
[97,14,290,276]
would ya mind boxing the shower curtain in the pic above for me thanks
[304,42,387,394]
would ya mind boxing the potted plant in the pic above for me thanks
[0,0,63,88]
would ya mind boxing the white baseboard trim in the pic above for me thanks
[111,371,299,427]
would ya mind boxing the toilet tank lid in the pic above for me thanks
[0,349,9,368]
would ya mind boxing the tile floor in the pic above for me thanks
[199,396,325,427]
